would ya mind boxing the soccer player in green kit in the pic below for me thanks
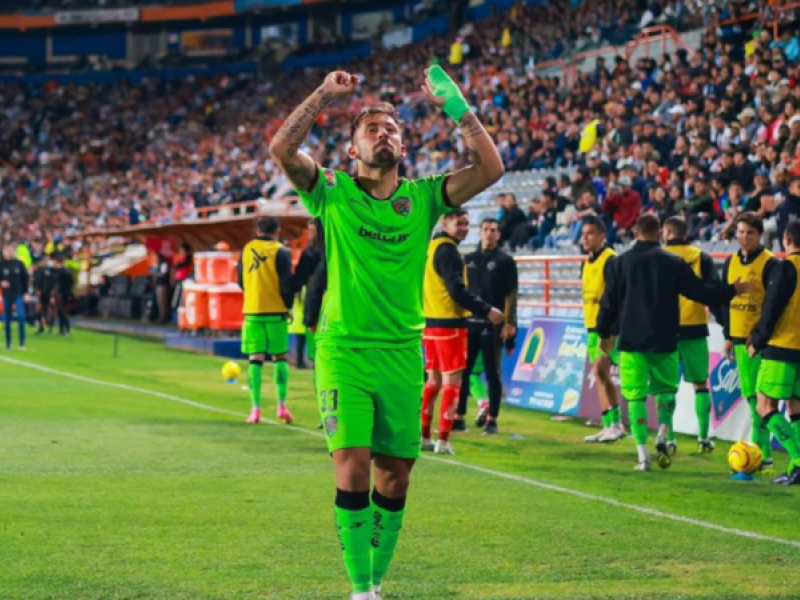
[269,68,503,599]
[721,212,778,473]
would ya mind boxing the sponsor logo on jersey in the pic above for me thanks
[391,196,411,216]
[324,169,336,188]
[358,226,409,243]
[248,248,267,272]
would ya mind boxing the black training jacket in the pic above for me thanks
[431,234,492,322]
[464,246,518,327]
[597,241,736,353]
[0,258,29,299]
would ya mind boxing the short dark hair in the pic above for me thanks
[581,215,606,234]
[664,216,688,239]
[636,213,661,238]
[444,209,468,221]
[785,220,800,248]
[256,217,280,235]
[734,211,764,234]
[481,218,499,227]
[350,103,403,140]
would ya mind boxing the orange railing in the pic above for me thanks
[513,251,784,315]
[535,25,692,84]
[515,255,585,314]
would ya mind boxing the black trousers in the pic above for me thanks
[55,294,70,334]
[458,322,503,419]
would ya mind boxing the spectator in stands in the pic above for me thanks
[498,193,526,247]
[602,175,641,244]
[777,177,800,248]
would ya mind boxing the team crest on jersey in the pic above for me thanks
[324,170,336,188]
[324,415,338,438]
[391,196,411,216]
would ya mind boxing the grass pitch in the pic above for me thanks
[1,330,799,600]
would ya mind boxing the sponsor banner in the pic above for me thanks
[506,317,587,415]
[502,318,755,443]
[382,27,412,49]
[55,8,139,26]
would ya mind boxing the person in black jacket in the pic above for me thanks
[34,257,58,335]
[422,210,504,455]
[597,214,747,472]
[53,254,74,337]
[292,220,323,368]
[1,244,30,350]
[749,221,800,485]
[455,218,518,435]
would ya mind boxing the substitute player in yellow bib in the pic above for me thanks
[663,216,722,455]
[749,220,800,485]
[421,209,503,455]
[580,216,625,443]
[237,217,295,425]
[721,212,778,472]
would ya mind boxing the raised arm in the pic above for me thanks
[421,66,504,206]
[269,71,359,191]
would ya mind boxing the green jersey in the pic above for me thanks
[297,167,452,348]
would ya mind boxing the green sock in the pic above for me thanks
[371,491,406,588]
[335,494,373,594]
[601,410,612,429]
[248,361,262,408]
[628,400,648,445]
[748,397,772,462]
[470,374,488,403]
[274,360,289,405]
[791,416,800,450]
[610,404,622,426]
[695,389,711,440]
[765,412,800,466]
[655,394,675,441]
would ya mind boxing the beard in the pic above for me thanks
[366,145,401,168]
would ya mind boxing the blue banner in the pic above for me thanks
[282,41,371,71]
[505,317,588,415]
[235,0,301,11]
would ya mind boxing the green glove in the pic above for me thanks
[427,65,470,122]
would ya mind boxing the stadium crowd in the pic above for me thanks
[2,0,799,256]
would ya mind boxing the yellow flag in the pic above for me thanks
[501,27,512,48]
[449,41,463,65]
[579,119,600,153]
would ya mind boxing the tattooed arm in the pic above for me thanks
[420,69,504,207]
[269,71,359,191]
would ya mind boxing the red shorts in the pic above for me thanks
[423,327,468,374]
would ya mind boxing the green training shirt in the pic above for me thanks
[297,167,452,348]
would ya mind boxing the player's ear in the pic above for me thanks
[400,143,407,159]
[347,143,358,161]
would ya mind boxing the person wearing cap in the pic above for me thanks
[738,107,758,141]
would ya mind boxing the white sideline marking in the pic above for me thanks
[3,354,800,550]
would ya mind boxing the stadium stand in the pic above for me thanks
[1,0,800,324]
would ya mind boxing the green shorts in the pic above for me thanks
[734,344,760,399]
[241,315,289,356]
[757,358,800,400]
[587,332,620,365]
[316,343,424,459]
[473,350,485,374]
[619,351,679,401]
[677,337,709,384]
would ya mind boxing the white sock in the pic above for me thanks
[637,444,650,462]
[657,424,668,440]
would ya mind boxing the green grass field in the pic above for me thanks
[1,330,800,600]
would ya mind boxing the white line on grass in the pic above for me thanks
[3,354,800,550]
